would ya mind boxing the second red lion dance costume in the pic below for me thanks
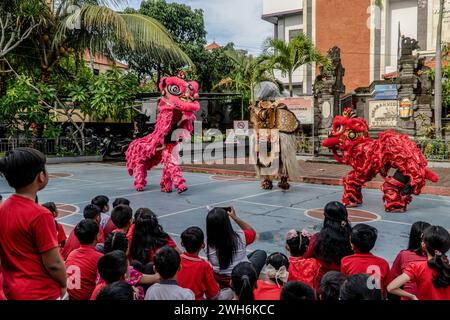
[126,73,200,193]
[322,108,438,212]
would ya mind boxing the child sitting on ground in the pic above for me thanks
[230,262,257,301]
[285,229,321,288]
[319,271,347,300]
[177,227,219,300]
[61,204,104,260]
[42,202,67,248]
[144,247,195,300]
[387,225,450,300]
[65,219,103,300]
[110,205,133,234]
[280,281,316,300]
[340,223,391,296]
[253,252,289,300]
[103,198,131,236]
[91,250,130,300]
[91,195,110,230]
[96,281,137,300]
[340,274,383,300]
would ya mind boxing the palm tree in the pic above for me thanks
[215,50,275,104]
[262,33,328,97]
[36,0,191,82]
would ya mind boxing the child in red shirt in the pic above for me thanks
[65,219,103,300]
[0,148,67,299]
[42,202,67,248]
[103,198,130,236]
[110,204,133,234]
[61,204,104,260]
[388,225,450,300]
[341,224,391,297]
[177,227,219,300]
[254,253,289,300]
[285,229,321,288]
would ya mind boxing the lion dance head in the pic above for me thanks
[322,108,369,162]
[159,71,200,112]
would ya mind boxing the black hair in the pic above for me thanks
[423,225,450,288]
[350,224,378,253]
[42,202,57,214]
[286,231,310,256]
[113,197,130,208]
[74,219,99,245]
[96,281,134,300]
[408,221,431,255]
[312,228,353,266]
[97,250,129,284]
[339,274,383,300]
[206,208,239,270]
[130,208,170,264]
[91,195,109,211]
[153,246,180,279]
[181,226,204,254]
[280,281,316,300]
[319,271,347,300]
[111,205,133,229]
[83,204,101,220]
[323,201,352,235]
[231,262,257,302]
[0,147,46,189]
[104,232,128,254]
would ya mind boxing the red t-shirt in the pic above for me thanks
[0,268,6,300]
[177,252,219,300]
[127,224,177,262]
[288,256,321,288]
[65,245,103,300]
[404,261,450,300]
[61,226,104,260]
[341,253,392,291]
[103,219,117,237]
[56,223,67,247]
[254,280,281,300]
[391,250,428,298]
[90,282,107,300]
[0,194,61,300]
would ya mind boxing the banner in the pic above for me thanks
[277,96,314,124]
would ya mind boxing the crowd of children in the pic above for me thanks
[0,148,449,301]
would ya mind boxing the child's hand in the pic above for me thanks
[410,295,419,300]
[227,207,237,220]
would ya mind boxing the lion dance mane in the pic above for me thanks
[126,74,200,193]
[322,108,438,212]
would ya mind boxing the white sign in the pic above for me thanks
[368,100,398,127]
[277,96,314,124]
[234,120,249,135]
[142,101,158,124]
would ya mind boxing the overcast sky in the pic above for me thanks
[117,0,273,55]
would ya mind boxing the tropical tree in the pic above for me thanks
[262,33,328,97]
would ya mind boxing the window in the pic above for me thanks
[93,69,100,76]
[289,29,303,42]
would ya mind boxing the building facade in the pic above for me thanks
[262,0,450,94]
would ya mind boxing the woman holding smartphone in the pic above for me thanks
[205,206,267,291]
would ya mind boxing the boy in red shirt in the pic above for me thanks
[388,225,450,300]
[340,224,391,296]
[177,227,219,300]
[0,148,67,299]
[65,219,103,300]
[110,204,133,234]
[103,198,130,236]
[61,204,104,260]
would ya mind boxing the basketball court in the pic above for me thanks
[1,162,449,264]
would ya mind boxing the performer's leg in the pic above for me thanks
[133,162,148,191]
[382,175,412,213]
[342,170,364,207]
[162,144,187,193]
[159,164,172,193]
[277,159,290,190]
[261,175,273,190]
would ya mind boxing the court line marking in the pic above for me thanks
[158,189,281,219]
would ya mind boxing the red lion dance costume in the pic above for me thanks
[322,108,438,212]
[126,73,200,192]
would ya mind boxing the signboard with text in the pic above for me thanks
[277,96,314,125]
[368,100,398,127]
[374,84,398,100]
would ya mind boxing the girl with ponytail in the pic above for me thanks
[231,262,257,301]
[387,225,450,300]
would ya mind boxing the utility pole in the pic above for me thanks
[434,0,445,139]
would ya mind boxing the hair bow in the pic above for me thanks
[265,264,289,287]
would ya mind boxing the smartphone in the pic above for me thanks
[220,207,232,212]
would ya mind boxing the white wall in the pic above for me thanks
[385,0,418,72]
[263,0,303,15]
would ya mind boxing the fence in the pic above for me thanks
[0,138,91,157]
